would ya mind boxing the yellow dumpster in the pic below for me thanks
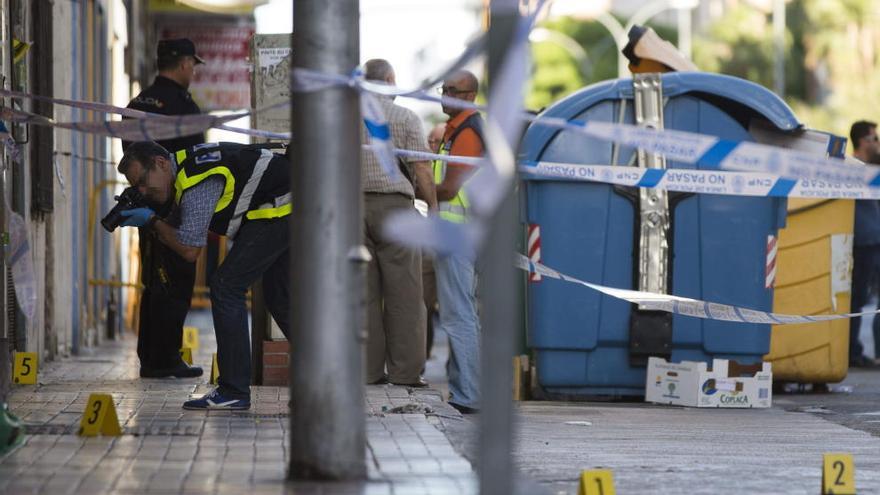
[764,198,853,384]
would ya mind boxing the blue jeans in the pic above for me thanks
[851,245,880,359]
[211,217,290,399]
[435,253,481,409]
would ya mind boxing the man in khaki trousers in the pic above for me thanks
[361,59,437,386]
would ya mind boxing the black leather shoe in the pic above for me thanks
[140,364,204,378]
[449,402,479,414]
[391,377,429,388]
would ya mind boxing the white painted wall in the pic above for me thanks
[50,0,75,357]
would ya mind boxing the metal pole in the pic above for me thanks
[0,161,8,404]
[480,2,519,494]
[0,0,10,403]
[289,0,367,481]
[772,0,786,97]
[677,7,692,61]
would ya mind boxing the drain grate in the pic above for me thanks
[24,424,200,436]
[231,412,289,419]
[25,424,78,435]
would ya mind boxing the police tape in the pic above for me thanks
[2,105,244,142]
[0,96,291,142]
[392,149,880,200]
[0,86,290,140]
[378,1,543,257]
[296,65,880,192]
[518,161,880,199]
[54,151,115,166]
[514,253,872,325]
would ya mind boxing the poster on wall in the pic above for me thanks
[159,23,255,111]
[252,34,291,135]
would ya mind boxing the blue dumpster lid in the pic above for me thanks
[522,72,802,159]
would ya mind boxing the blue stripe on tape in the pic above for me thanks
[699,140,738,169]
[637,168,665,188]
[765,312,783,324]
[363,119,390,140]
[869,172,880,187]
[767,178,796,197]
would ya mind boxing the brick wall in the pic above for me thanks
[262,340,289,386]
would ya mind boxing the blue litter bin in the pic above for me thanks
[520,72,795,397]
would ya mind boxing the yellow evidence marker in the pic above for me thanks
[12,352,37,384]
[822,453,855,495]
[79,393,122,436]
[210,353,219,385]
[579,469,615,495]
[180,347,193,365]
[182,326,200,350]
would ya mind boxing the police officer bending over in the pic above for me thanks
[117,142,292,410]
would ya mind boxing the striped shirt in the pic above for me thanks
[361,96,430,196]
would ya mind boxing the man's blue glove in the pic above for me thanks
[119,208,156,228]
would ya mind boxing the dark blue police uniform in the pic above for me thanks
[124,75,205,154]
[123,39,205,377]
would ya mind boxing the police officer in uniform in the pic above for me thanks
[122,39,206,378]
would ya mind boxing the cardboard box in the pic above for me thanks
[645,357,772,408]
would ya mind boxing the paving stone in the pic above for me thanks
[1,317,474,494]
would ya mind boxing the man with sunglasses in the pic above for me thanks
[122,38,207,380]
[433,70,484,414]
[849,120,880,367]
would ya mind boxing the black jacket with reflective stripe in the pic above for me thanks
[173,142,290,238]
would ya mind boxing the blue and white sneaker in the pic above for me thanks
[183,389,250,410]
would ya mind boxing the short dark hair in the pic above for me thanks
[850,120,877,151]
[118,141,171,175]
[157,55,186,72]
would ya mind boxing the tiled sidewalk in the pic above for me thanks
[0,324,476,494]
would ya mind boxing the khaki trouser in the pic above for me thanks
[422,253,438,357]
[364,193,427,383]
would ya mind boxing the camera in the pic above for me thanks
[101,186,146,232]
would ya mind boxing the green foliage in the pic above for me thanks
[527,2,880,147]
[692,6,777,91]
[527,16,676,112]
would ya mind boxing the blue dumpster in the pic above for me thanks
[520,72,795,397]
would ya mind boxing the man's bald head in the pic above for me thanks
[364,58,396,85]
[441,70,479,116]
[428,123,446,151]
[446,70,478,93]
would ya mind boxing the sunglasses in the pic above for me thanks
[437,86,474,96]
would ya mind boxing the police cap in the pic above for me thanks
[157,38,205,65]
